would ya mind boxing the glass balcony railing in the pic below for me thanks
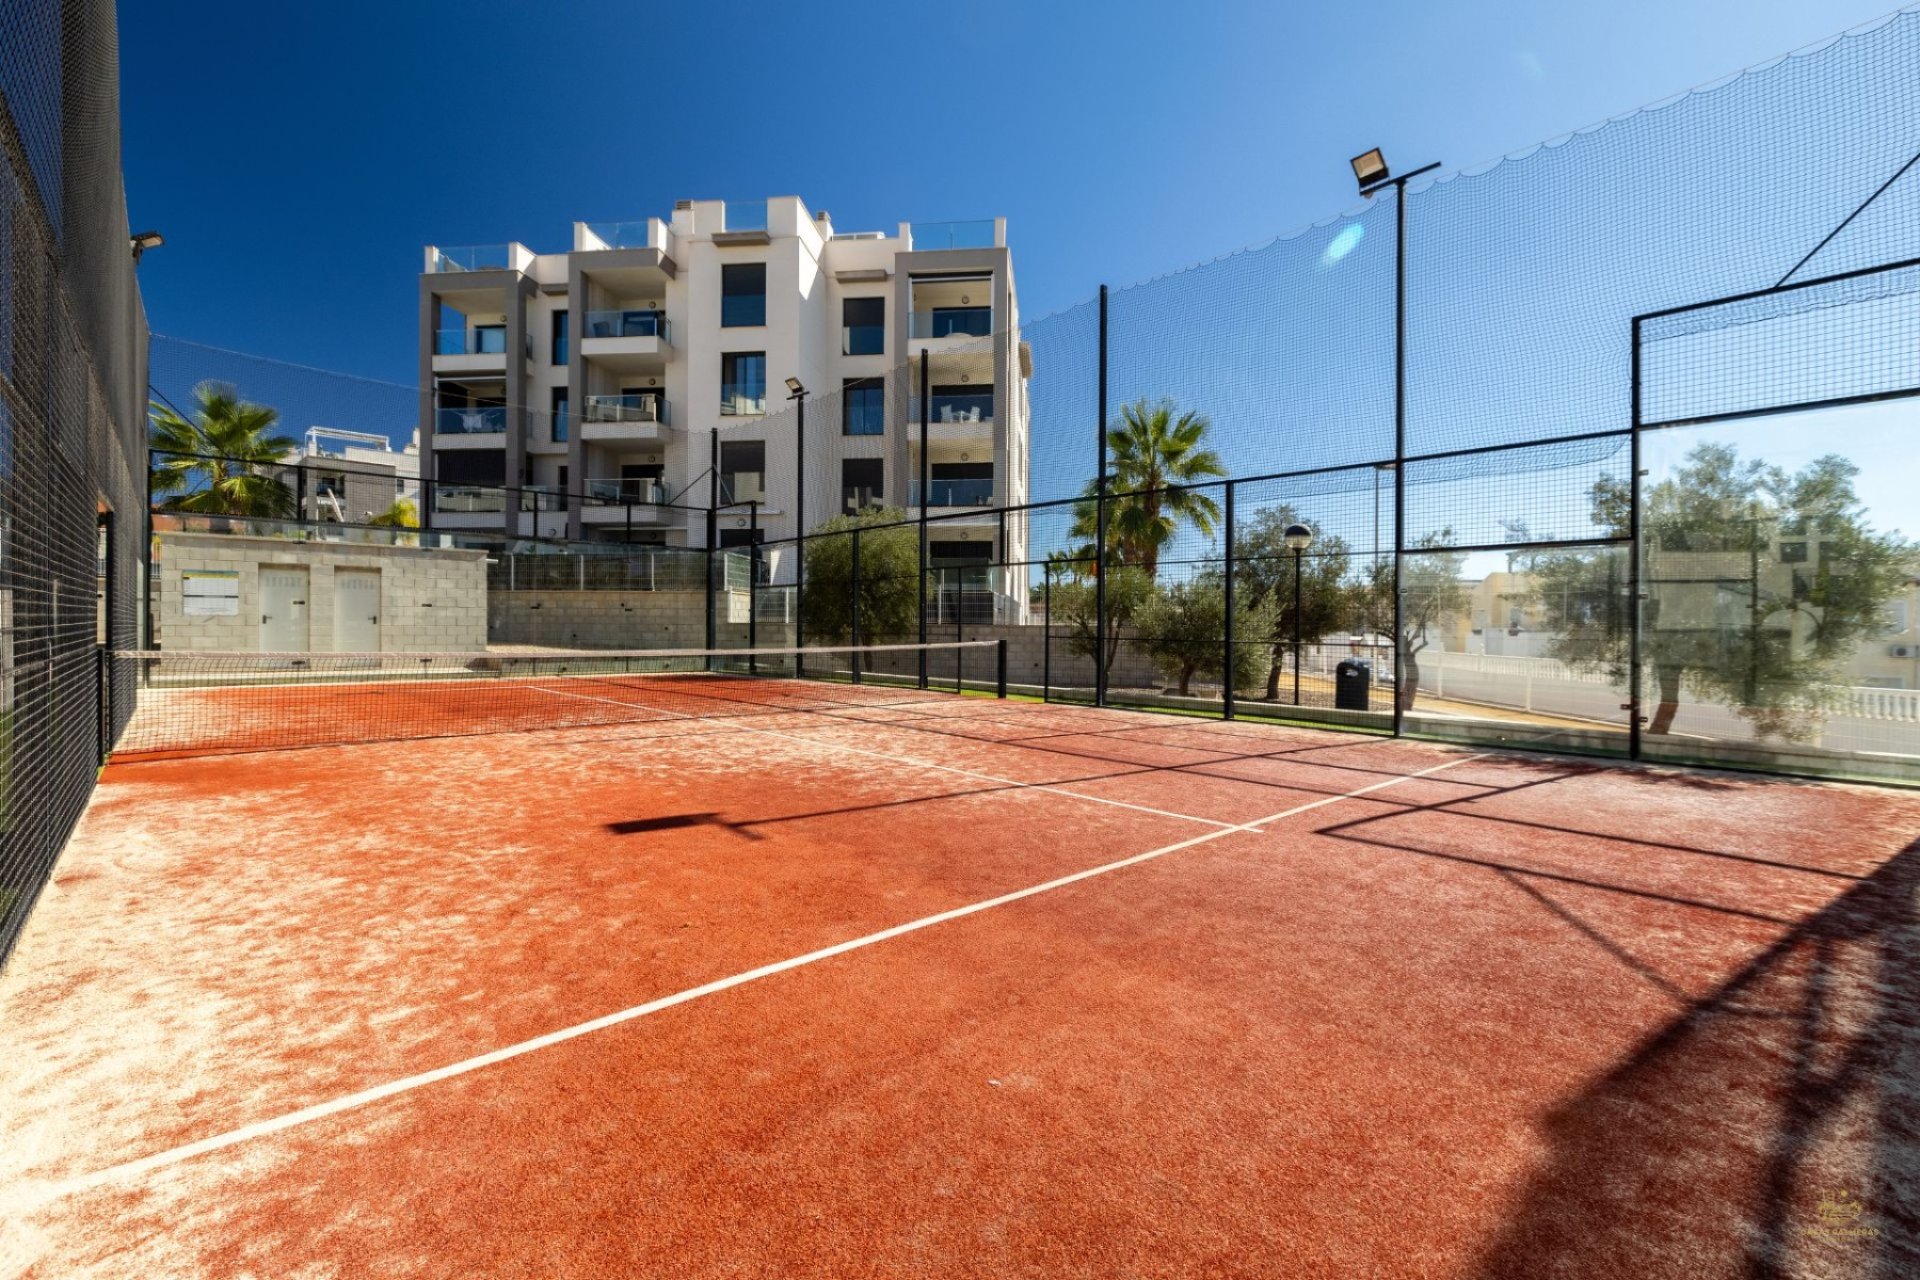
[431,244,512,273]
[720,472,766,504]
[583,309,669,341]
[586,478,670,505]
[910,478,995,507]
[519,486,567,513]
[436,327,509,356]
[720,386,767,416]
[435,484,505,513]
[909,308,992,339]
[724,201,769,233]
[583,221,662,251]
[584,394,667,425]
[911,220,996,251]
[435,406,508,434]
[913,393,995,425]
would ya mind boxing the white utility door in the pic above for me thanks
[260,567,310,652]
[332,568,381,651]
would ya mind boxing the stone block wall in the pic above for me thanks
[152,532,488,652]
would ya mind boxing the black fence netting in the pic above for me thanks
[135,7,1920,786]
[0,0,149,964]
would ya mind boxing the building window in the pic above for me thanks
[843,296,884,356]
[720,440,766,504]
[473,323,507,354]
[843,377,884,436]
[721,263,766,327]
[721,352,766,415]
[551,387,569,443]
[841,458,883,514]
[551,311,569,364]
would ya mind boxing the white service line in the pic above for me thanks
[532,682,1249,832]
[31,750,1480,1206]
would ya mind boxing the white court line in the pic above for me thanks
[31,750,1480,1206]
[533,682,1251,832]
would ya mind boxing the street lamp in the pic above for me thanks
[1350,148,1439,733]
[1285,522,1314,705]
[130,230,164,262]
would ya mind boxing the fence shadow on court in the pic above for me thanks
[1466,838,1920,1279]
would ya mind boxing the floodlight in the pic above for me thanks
[784,377,806,397]
[1350,150,1390,193]
[130,230,165,261]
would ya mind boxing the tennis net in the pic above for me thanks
[108,641,1006,759]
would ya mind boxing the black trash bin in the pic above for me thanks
[1334,658,1372,711]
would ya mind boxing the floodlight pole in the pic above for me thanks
[792,388,807,678]
[1095,284,1109,708]
[1361,160,1439,736]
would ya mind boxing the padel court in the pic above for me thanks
[3,648,1917,1278]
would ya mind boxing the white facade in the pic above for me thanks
[418,196,1029,603]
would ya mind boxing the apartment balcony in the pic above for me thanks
[909,392,996,442]
[432,406,507,448]
[908,478,996,508]
[425,243,536,274]
[581,478,681,527]
[908,220,1002,252]
[581,394,672,443]
[579,309,673,371]
[519,485,567,513]
[433,484,506,515]
[431,325,516,375]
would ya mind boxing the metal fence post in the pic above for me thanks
[1223,480,1236,721]
[918,352,930,690]
[1042,566,1052,703]
[1095,283,1109,708]
[996,638,1008,699]
[1391,185,1409,738]
[1629,315,1644,761]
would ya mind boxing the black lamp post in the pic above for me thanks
[1284,523,1314,704]
[1352,149,1439,733]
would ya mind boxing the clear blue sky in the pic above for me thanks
[121,0,1901,387]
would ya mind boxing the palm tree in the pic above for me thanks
[150,382,297,517]
[1067,398,1226,577]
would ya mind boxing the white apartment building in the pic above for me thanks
[418,196,1030,602]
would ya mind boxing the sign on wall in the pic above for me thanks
[181,569,240,616]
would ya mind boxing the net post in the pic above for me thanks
[996,638,1007,699]
[850,525,863,684]
[748,501,760,676]
[796,394,807,682]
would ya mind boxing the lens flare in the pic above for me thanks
[1321,223,1365,265]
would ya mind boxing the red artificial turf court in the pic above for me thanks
[2,680,1917,1279]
